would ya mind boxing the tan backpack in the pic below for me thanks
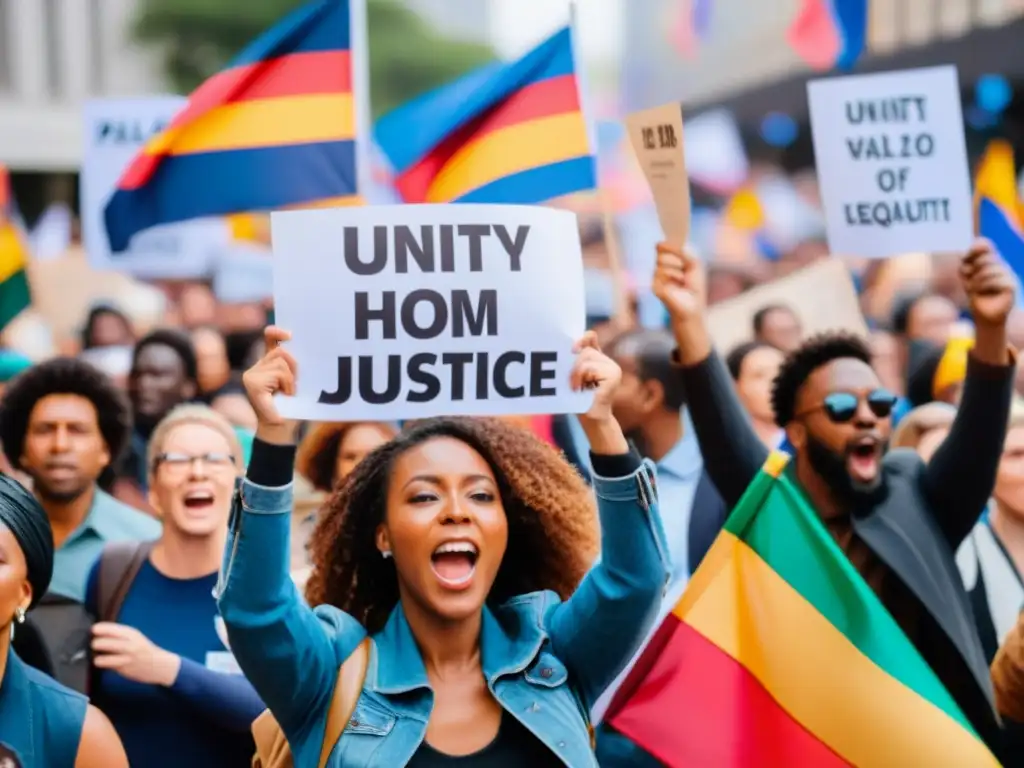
[252,638,371,768]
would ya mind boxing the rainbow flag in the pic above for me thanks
[375,27,596,205]
[976,139,1024,285]
[0,166,31,331]
[606,452,999,767]
[104,0,358,253]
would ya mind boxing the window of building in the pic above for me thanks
[42,0,62,98]
[0,0,11,92]
[87,0,105,94]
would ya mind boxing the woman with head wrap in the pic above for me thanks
[0,474,128,766]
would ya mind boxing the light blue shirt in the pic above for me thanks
[652,431,704,584]
[590,422,704,724]
[569,411,702,584]
[49,488,162,602]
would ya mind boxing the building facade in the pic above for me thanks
[0,0,165,171]
[621,0,1024,114]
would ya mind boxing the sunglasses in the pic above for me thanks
[801,389,898,423]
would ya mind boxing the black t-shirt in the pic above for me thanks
[406,710,564,767]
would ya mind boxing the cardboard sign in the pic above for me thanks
[707,258,868,353]
[270,204,590,421]
[807,65,972,258]
[625,103,691,247]
[80,97,229,277]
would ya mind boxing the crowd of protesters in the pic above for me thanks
[5,217,1024,765]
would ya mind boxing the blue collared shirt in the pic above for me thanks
[568,412,703,585]
[49,487,162,602]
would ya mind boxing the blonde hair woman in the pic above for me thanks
[86,405,264,767]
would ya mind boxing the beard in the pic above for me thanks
[805,433,888,506]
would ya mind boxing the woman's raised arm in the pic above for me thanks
[545,334,671,708]
[217,327,365,745]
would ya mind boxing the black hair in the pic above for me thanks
[306,417,597,633]
[890,292,920,336]
[132,328,199,384]
[726,341,776,381]
[770,332,873,427]
[753,304,797,335]
[905,341,944,408]
[0,357,133,481]
[225,329,264,371]
[81,304,132,350]
[607,328,687,411]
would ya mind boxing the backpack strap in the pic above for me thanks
[319,637,371,768]
[96,540,154,623]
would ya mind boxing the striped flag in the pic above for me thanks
[104,0,359,253]
[375,27,596,205]
[0,167,31,332]
[788,0,868,71]
[606,451,1000,766]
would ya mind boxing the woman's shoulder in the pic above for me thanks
[20,660,89,718]
[13,660,88,762]
[493,590,564,633]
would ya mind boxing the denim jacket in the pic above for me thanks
[217,458,670,768]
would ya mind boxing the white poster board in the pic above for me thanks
[707,258,868,353]
[807,65,972,259]
[81,97,229,278]
[271,204,590,421]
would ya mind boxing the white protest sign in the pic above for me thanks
[625,102,691,248]
[81,97,229,278]
[271,204,590,421]
[808,65,972,258]
[212,243,273,303]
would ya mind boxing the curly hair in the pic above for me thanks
[296,421,397,492]
[305,417,599,633]
[132,329,199,386]
[0,357,133,480]
[771,332,873,427]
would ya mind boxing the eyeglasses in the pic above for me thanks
[153,452,235,473]
[797,389,898,424]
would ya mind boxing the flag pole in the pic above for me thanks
[568,1,630,328]
[349,0,373,201]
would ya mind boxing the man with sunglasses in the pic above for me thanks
[653,239,1015,758]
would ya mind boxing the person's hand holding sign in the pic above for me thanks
[961,238,1015,367]
[571,331,629,456]
[243,326,300,445]
[652,241,714,366]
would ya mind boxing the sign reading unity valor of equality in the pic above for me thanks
[81,97,229,278]
[807,65,973,258]
[270,205,590,421]
[625,102,691,247]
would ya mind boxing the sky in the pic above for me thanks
[489,0,623,64]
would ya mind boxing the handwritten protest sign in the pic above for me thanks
[81,97,228,278]
[625,102,691,247]
[807,66,972,258]
[270,205,590,421]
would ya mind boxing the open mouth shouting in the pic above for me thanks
[182,489,216,516]
[430,540,479,591]
[847,436,882,485]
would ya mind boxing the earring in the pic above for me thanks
[381,550,392,559]
[14,606,25,624]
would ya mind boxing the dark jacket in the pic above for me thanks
[676,349,1013,757]
[550,414,728,575]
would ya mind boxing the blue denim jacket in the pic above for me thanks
[217,460,670,767]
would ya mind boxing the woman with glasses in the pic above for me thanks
[85,405,264,768]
